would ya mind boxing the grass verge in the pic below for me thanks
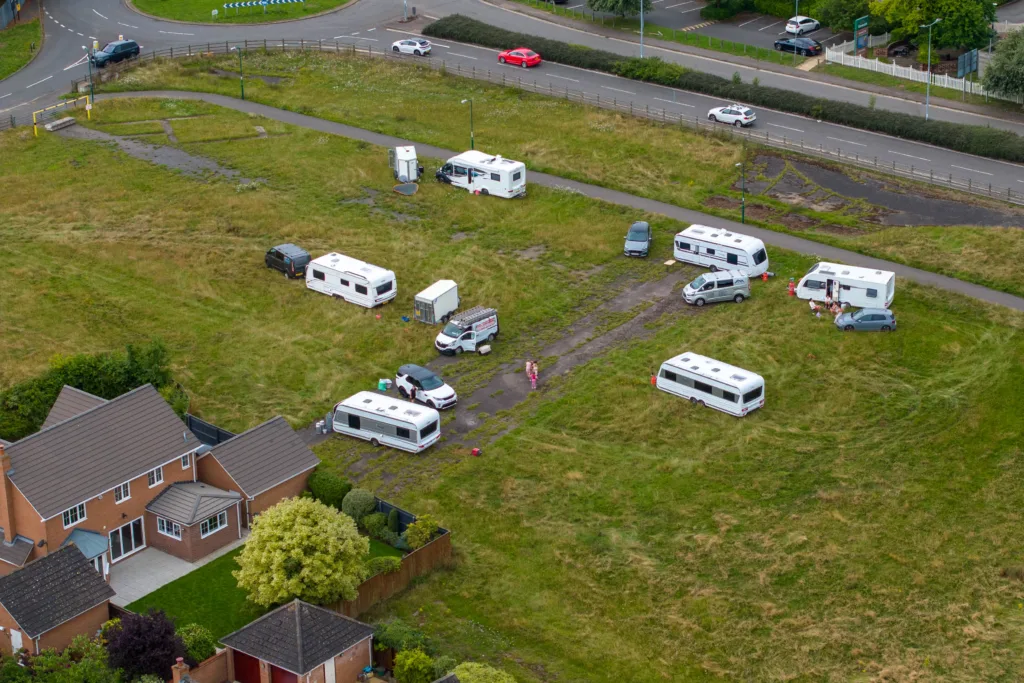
[0,19,41,81]
[130,0,349,24]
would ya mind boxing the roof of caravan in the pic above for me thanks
[338,391,439,429]
[450,151,525,170]
[678,225,764,250]
[415,280,457,301]
[662,353,764,392]
[808,262,894,285]
[309,253,394,283]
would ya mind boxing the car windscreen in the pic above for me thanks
[851,310,866,320]
[690,275,706,289]
[628,228,647,240]
[101,43,118,53]
[419,375,444,390]
[442,322,463,337]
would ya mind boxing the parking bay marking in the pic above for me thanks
[449,52,478,60]
[549,74,580,82]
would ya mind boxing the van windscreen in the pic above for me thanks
[442,322,464,337]
[690,275,706,289]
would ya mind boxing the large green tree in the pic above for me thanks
[586,0,653,18]
[234,497,369,607]
[819,0,869,32]
[869,0,994,49]
[983,28,1024,100]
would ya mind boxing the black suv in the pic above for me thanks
[265,244,311,279]
[90,40,140,68]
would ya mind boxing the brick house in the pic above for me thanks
[220,599,374,683]
[0,543,115,655]
[146,482,243,562]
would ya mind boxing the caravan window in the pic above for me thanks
[421,420,438,438]
[804,280,826,290]
[490,173,500,181]
[661,369,677,382]
[313,270,326,281]
[453,166,468,177]
[727,253,739,265]
[706,248,715,255]
[512,171,522,181]
[396,427,411,439]
[377,281,393,296]
[742,386,763,403]
[678,241,691,251]
[722,390,738,403]
[753,249,767,265]
[340,278,350,287]
[347,413,361,429]
[867,288,878,298]
[355,284,368,295]
[694,381,713,394]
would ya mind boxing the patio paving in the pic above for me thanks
[109,531,248,606]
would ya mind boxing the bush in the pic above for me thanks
[341,488,377,525]
[373,619,430,653]
[137,676,164,683]
[452,662,517,683]
[405,514,440,550]
[388,507,401,532]
[308,469,352,509]
[432,655,458,679]
[177,623,216,665]
[363,512,388,538]
[700,0,751,20]
[105,609,186,682]
[367,555,402,576]
[394,648,435,683]
[613,56,688,83]
[377,528,402,547]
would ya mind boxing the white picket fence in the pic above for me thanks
[995,20,1024,33]
[827,32,891,56]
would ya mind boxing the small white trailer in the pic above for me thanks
[388,146,423,182]
[414,280,460,324]
[435,151,526,198]
[795,262,896,308]
[306,252,397,309]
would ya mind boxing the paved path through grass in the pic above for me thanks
[93,90,1024,313]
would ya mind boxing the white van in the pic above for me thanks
[673,225,769,277]
[656,352,765,417]
[306,252,397,309]
[795,262,895,308]
[435,151,526,198]
[332,391,440,452]
[435,306,499,355]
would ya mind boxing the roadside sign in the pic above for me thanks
[957,49,979,78]
[85,103,92,111]
[854,16,870,57]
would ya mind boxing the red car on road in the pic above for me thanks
[498,47,542,68]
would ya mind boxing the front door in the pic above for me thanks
[108,517,145,562]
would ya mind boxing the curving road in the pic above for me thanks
[3,0,1024,193]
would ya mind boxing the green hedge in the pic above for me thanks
[752,0,822,18]
[424,15,1024,164]
[700,0,752,20]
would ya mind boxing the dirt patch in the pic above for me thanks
[450,231,472,241]
[817,224,863,236]
[778,213,818,231]
[515,245,547,261]
[704,195,741,211]
[159,120,178,144]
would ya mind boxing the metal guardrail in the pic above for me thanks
[60,39,1024,206]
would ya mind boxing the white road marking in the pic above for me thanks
[367,27,375,31]
[601,85,635,94]
[568,3,584,7]
[677,7,702,12]
[951,165,993,176]
[26,76,53,88]
[89,36,97,40]
[424,14,439,19]
[664,1,692,6]
[827,136,866,147]
[65,55,89,70]
[351,31,360,34]
[737,16,761,27]
[333,35,348,38]
[758,20,783,31]
[768,122,804,132]
[654,96,694,107]
[119,22,138,28]
[0,94,11,100]
[888,150,930,162]
[92,9,107,19]
[449,52,478,59]
[549,74,580,82]
[159,30,195,35]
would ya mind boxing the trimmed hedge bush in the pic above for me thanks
[367,555,402,576]
[342,488,377,525]
[363,512,387,538]
[423,15,1024,164]
[700,0,751,20]
[308,469,351,509]
[387,508,401,532]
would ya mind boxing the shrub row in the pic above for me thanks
[700,0,752,21]
[423,15,1024,164]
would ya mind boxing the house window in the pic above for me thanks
[114,482,130,504]
[157,517,182,540]
[147,466,163,488]
[62,503,86,529]
[181,454,190,470]
[200,511,229,538]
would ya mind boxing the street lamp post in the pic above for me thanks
[461,98,474,149]
[920,18,941,121]
[231,46,245,101]
[81,46,94,105]
[987,2,996,102]
[640,0,644,58]
[735,161,746,224]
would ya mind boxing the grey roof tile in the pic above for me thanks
[7,384,199,519]
[146,482,241,526]
[60,528,109,561]
[40,386,108,431]
[221,599,373,675]
[205,417,319,498]
[0,537,34,568]
[0,544,115,638]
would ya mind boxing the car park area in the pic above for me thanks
[694,12,843,51]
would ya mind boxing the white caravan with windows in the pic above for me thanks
[656,352,765,417]
[673,225,769,277]
[332,391,441,452]
[795,262,895,308]
[306,252,397,308]
[435,151,527,198]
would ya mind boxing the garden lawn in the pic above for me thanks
[92,51,1024,298]
[369,538,404,559]
[130,0,349,24]
[0,19,41,81]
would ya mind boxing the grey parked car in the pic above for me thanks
[623,221,651,257]
[683,270,750,306]
[834,308,897,332]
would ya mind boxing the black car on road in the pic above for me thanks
[90,40,140,68]
[773,37,823,57]
[265,244,311,279]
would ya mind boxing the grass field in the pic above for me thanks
[93,51,1024,297]
[815,62,1013,110]
[130,0,348,24]
[0,19,41,81]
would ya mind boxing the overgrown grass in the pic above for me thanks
[130,0,349,24]
[0,19,41,81]
[816,62,1013,110]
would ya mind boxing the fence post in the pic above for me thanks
[265,38,267,51]
[171,46,174,58]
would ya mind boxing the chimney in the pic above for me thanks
[0,444,16,545]
[171,657,190,683]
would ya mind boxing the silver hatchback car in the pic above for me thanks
[834,308,897,332]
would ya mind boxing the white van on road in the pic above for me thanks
[306,252,397,309]
[656,352,765,417]
[795,262,895,308]
[435,306,499,355]
[332,391,441,452]
[673,225,769,277]
[436,151,526,198]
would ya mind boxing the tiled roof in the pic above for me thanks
[204,417,318,498]
[0,536,34,568]
[221,599,373,675]
[146,482,241,526]
[40,386,108,430]
[0,544,115,638]
[60,529,109,561]
[7,384,199,519]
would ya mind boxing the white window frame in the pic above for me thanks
[181,453,190,470]
[157,517,182,540]
[200,510,228,538]
[61,502,87,529]
[113,481,130,504]
[147,466,164,488]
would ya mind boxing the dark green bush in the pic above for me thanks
[373,618,431,653]
[387,508,401,532]
[700,0,751,20]
[367,555,402,576]
[363,512,387,538]
[307,469,352,509]
[341,488,377,525]
[613,57,688,83]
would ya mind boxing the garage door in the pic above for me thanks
[233,651,261,683]
[271,665,299,683]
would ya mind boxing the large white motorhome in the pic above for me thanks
[305,252,397,309]
[673,225,769,277]
[332,391,441,453]
[656,352,765,417]
[435,151,526,198]
[795,262,896,308]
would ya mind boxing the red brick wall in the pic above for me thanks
[249,469,314,520]
[145,502,240,563]
[36,601,109,654]
[187,650,230,683]
[334,639,372,683]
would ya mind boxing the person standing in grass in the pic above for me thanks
[525,360,534,387]
[531,360,539,391]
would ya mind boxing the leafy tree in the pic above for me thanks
[104,609,185,682]
[983,26,1024,100]
[819,0,869,32]
[177,623,217,665]
[387,508,401,532]
[452,662,517,683]
[394,649,435,683]
[24,635,121,683]
[234,497,369,607]
[363,512,388,538]
[869,0,994,48]
[341,488,377,526]
[0,655,31,682]
[373,619,430,653]
[585,0,653,18]
[405,514,440,550]
[136,677,164,683]
[307,469,352,509]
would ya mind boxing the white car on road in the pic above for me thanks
[391,38,432,56]
[707,105,757,127]
[785,16,820,35]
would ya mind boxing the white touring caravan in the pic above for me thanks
[795,262,896,308]
[656,352,765,417]
[435,151,527,198]
[332,391,441,452]
[306,252,397,309]
[414,280,460,324]
[673,225,769,277]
